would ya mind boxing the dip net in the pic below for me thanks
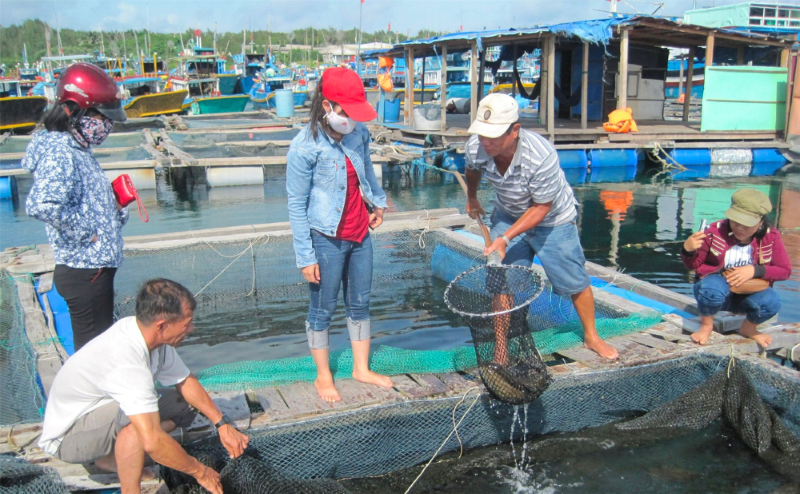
[444,263,550,404]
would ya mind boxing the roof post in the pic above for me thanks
[440,43,448,132]
[581,41,589,130]
[705,32,715,67]
[546,34,555,140]
[470,40,478,124]
[617,27,629,110]
[405,47,415,127]
[682,46,696,123]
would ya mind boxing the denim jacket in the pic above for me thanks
[287,123,387,268]
[22,131,128,269]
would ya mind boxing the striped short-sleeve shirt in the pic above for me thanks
[465,129,578,226]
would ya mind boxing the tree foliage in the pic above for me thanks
[0,19,443,67]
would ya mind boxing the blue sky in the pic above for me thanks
[0,0,785,35]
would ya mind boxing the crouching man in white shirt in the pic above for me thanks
[39,278,249,494]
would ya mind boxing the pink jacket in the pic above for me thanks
[680,219,792,284]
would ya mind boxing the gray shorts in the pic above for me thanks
[55,387,197,464]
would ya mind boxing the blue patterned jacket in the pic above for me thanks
[22,131,128,269]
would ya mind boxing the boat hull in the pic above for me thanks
[0,96,48,133]
[191,94,250,114]
[217,74,240,95]
[124,90,189,118]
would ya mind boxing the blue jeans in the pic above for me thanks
[693,274,780,324]
[306,230,373,349]
[490,208,590,297]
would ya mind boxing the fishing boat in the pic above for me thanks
[234,53,268,94]
[171,54,249,115]
[119,76,187,118]
[0,79,48,133]
[665,56,705,100]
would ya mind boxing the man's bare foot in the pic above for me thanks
[584,337,618,360]
[691,324,714,345]
[314,375,341,403]
[352,368,393,388]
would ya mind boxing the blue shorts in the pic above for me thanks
[490,208,590,297]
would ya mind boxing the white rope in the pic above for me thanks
[191,233,271,298]
[404,386,482,494]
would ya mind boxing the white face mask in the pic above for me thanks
[325,104,356,135]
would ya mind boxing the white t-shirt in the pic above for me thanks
[724,244,754,269]
[39,317,191,455]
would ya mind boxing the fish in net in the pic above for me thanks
[164,451,352,494]
[444,262,551,405]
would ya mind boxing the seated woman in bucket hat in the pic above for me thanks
[286,67,392,403]
[681,188,792,347]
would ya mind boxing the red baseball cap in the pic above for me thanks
[321,67,377,122]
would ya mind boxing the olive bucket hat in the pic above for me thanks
[725,188,772,227]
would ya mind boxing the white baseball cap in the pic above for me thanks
[467,93,519,138]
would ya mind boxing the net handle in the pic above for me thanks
[452,171,492,247]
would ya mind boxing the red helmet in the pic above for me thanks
[56,63,126,122]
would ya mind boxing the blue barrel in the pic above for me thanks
[671,165,711,181]
[0,177,15,199]
[588,149,637,168]
[563,167,588,185]
[589,166,637,183]
[383,98,401,123]
[557,150,588,169]
[275,89,295,118]
[751,161,785,177]
[752,148,788,164]
[669,149,711,166]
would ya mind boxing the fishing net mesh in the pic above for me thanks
[0,271,46,427]
[445,264,551,404]
[0,455,69,494]
[115,228,662,392]
[162,355,800,493]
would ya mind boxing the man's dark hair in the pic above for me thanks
[135,279,197,325]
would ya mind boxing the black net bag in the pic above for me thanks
[444,263,551,405]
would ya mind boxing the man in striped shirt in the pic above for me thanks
[465,93,617,360]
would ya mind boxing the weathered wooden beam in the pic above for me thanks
[440,43,448,132]
[581,41,589,130]
[683,47,696,123]
[618,28,630,110]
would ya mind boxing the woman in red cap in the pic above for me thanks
[23,63,129,351]
[287,67,392,402]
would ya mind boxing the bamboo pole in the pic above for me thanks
[581,41,588,130]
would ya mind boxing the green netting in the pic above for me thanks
[0,271,46,427]
[198,346,478,392]
[115,228,662,392]
[534,312,664,355]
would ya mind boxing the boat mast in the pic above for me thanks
[101,31,105,56]
[122,31,128,75]
[133,31,140,74]
[45,24,52,58]
[357,0,363,76]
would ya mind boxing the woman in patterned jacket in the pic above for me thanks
[23,63,129,351]
[681,188,791,347]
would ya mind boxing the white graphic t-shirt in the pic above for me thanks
[724,244,753,269]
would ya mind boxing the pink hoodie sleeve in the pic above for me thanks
[763,231,792,282]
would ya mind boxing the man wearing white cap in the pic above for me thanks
[465,93,618,360]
